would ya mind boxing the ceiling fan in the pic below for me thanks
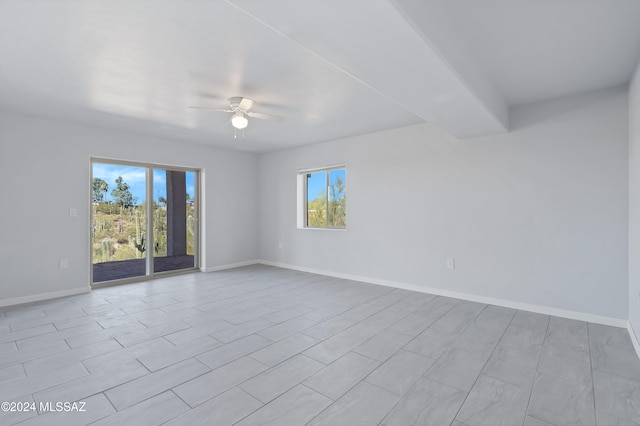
[189,97,283,132]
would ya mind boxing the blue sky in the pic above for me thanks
[93,163,195,204]
[307,169,346,202]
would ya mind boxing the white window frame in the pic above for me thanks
[297,164,346,230]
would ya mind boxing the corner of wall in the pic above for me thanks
[628,59,640,359]
[629,321,640,360]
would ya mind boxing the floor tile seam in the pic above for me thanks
[346,347,388,366]
[197,282,285,303]
[74,358,151,394]
[124,317,189,336]
[246,346,304,367]
[1,311,45,321]
[533,366,593,387]
[338,297,408,323]
[429,316,475,338]
[527,415,559,426]
[480,367,534,390]
[351,346,397,364]
[415,299,458,321]
[138,315,226,333]
[157,302,205,314]
[0,329,61,346]
[9,318,72,333]
[302,379,395,426]
[586,322,600,426]
[4,365,92,404]
[137,295,183,304]
[482,369,533,395]
[449,304,524,425]
[523,314,551,424]
[302,328,363,353]
[368,310,423,335]
[80,306,120,317]
[587,338,637,356]
[255,321,318,338]
[47,391,116,422]
[2,345,75,371]
[141,338,224,369]
[378,297,425,316]
[0,343,19,359]
[300,317,347,341]
[3,391,37,410]
[238,369,320,407]
[217,389,266,426]
[54,320,107,336]
[244,350,319,376]
[304,303,352,319]
[300,380,341,403]
[332,307,384,324]
[180,313,232,327]
[257,310,315,326]
[193,344,267,371]
[119,306,182,317]
[390,303,460,360]
[364,351,445,426]
[140,351,213,375]
[590,365,640,384]
[361,377,406,397]
[190,298,256,313]
[22,340,125,377]
[184,355,274,398]
[104,360,213,411]
[102,385,151,414]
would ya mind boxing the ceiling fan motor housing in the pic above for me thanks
[229,97,254,111]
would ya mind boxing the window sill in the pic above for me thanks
[298,227,347,232]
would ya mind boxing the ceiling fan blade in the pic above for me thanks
[188,106,233,112]
[238,97,255,111]
[247,111,284,121]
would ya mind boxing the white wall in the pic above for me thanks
[630,64,640,341]
[259,87,629,322]
[0,112,258,305]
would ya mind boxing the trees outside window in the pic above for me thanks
[305,167,346,229]
[111,176,136,209]
[92,178,109,202]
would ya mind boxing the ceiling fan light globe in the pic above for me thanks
[231,113,248,129]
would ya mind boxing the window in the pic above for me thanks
[91,159,200,285]
[299,165,346,229]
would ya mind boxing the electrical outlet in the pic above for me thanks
[447,258,455,269]
[59,259,68,269]
[278,242,283,249]
[69,208,77,217]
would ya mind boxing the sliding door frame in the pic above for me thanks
[90,157,201,288]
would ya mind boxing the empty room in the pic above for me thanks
[1,1,640,425]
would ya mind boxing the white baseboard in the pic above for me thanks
[628,322,640,360]
[203,260,260,273]
[258,259,628,328]
[0,287,90,308]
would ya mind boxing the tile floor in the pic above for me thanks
[1,265,639,425]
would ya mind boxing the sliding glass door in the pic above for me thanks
[91,160,199,285]
[152,169,197,274]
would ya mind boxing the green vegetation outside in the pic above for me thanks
[92,177,195,264]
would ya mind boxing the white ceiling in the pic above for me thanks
[0,0,639,152]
